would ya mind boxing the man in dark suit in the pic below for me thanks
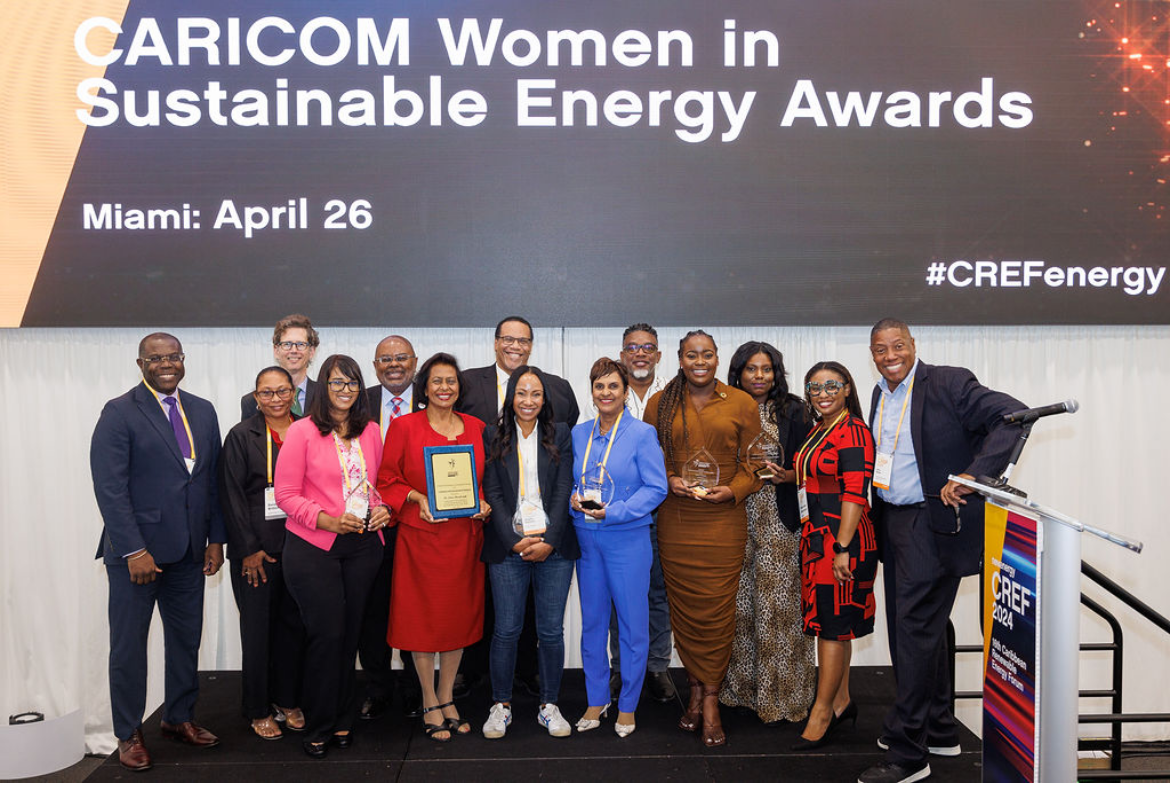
[240,314,321,420]
[458,316,580,428]
[858,319,1024,784]
[456,316,580,696]
[91,333,227,771]
[358,335,422,720]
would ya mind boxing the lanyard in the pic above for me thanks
[144,381,196,460]
[875,376,914,454]
[580,410,624,486]
[332,432,368,493]
[517,427,537,501]
[266,427,274,484]
[795,411,847,487]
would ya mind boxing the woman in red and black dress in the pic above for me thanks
[791,361,877,751]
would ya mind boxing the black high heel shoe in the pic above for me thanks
[790,702,856,751]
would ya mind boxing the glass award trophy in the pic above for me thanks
[682,447,719,496]
[513,500,549,536]
[345,479,382,531]
[746,431,784,480]
[579,465,615,515]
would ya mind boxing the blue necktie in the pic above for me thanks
[163,396,193,459]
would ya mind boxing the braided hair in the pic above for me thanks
[654,330,716,465]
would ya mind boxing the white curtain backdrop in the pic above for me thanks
[0,324,1165,755]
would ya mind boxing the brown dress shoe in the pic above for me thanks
[160,720,220,747]
[118,729,152,771]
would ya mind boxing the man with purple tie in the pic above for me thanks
[91,333,226,771]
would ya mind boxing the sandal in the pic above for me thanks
[274,705,305,732]
[679,674,702,733]
[251,716,283,740]
[700,684,726,747]
[435,701,471,735]
[421,704,452,742]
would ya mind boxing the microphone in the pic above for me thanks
[1002,399,1079,424]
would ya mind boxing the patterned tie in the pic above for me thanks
[391,397,404,420]
[291,389,303,416]
[162,396,193,459]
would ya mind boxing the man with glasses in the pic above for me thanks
[240,314,321,420]
[597,324,675,702]
[458,316,580,697]
[91,333,226,771]
[858,319,1024,784]
[358,336,421,720]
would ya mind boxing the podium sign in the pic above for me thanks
[982,500,1042,783]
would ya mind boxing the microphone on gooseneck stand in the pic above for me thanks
[1001,399,1079,424]
[980,399,1080,498]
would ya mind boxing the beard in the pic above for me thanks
[629,366,652,381]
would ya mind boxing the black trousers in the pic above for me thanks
[283,531,382,743]
[358,527,416,701]
[229,552,305,719]
[880,504,962,767]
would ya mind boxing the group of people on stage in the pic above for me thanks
[91,312,1026,783]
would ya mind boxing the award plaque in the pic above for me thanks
[682,447,719,495]
[746,432,784,480]
[423,444,480,519]
[579,465,615,514]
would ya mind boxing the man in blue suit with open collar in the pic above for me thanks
[92,333,226,771]
[858,319,1024,784]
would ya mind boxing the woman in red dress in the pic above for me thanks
[376,353,492,742]
[792,361,877,751]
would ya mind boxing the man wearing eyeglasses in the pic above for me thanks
[358,335,422,721]
[858,318,1024,784]
[240,314,321,420]
[457,316,580,698]
[91,333,226,771]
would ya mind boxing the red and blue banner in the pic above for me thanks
[983,501,1041,782]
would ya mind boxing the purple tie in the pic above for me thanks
[391,397,404,420]
[163,396,193,459]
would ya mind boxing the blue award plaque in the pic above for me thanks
[423,444,479,519]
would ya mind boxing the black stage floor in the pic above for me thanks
[88,667,982,782]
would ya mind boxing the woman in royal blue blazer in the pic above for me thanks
[571,358,668,739]
[480,366,577,740]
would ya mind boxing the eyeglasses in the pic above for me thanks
[623,343,658,354]
[275,341,312,351]
[327,380,361,392]
[376,353,415,364]
[806,380,846,395]
[140,353,184,365]
[255,387,294,401]
[497,336,532,347]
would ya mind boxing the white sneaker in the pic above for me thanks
[538,703,572,737]
[482,702,511,739]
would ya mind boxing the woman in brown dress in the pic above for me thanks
[644,330,762,747]
[719,342,816,725]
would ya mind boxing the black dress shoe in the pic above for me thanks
[303,740,328,759]
[647,671,677,702]
[608,670,622,701]
[331,732,353,749]
[857,761,931,783]
[401,690,424,718]
[360,697,388,721]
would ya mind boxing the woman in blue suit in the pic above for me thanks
[571,358,668,738]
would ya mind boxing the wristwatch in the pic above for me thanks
[832,541,850,555]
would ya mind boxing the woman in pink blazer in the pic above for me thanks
[275,354,390,759]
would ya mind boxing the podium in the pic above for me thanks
[950,476,1141,783]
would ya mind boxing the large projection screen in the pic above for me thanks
[3,0,1167,327]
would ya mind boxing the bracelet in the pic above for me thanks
[127,550,148,561]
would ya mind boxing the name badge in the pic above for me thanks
[518,501,548,536]
[873,452,894,490]
[346,494,369,520]
[184,457,196,474]
[263,486,284,520]
[798,485,810,524]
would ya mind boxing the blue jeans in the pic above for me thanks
[610,519,672,672]
[488,550,575,705]
[578,525,652,713]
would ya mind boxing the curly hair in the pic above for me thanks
[488,365,560,465]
